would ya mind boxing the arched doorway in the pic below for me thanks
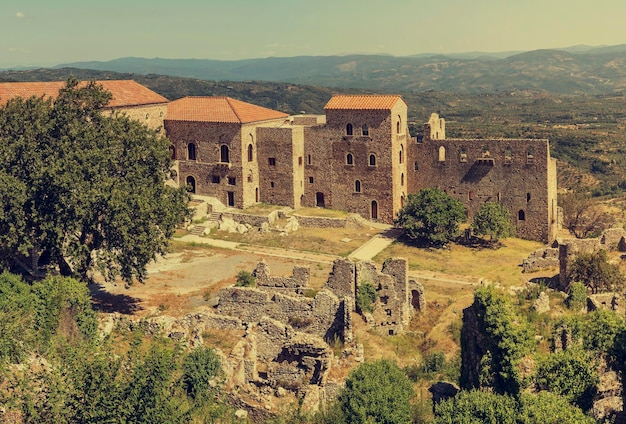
[371,200,378,220]
[186,176,196,194]
[316,192,325,207]
[255,187,259,202]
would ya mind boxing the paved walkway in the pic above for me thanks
[348,228,404,261]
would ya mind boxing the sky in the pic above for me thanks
[2,0,626,68]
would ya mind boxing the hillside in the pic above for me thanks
[3,68,626,193]
[44,46,626,95]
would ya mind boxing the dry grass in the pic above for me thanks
[374,237,547,288]
[202,327,246,354]
[209,226,382,257]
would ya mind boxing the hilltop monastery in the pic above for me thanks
[0,80,558,242]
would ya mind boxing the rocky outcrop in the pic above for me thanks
[522,248,559,273]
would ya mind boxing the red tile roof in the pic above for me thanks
[0,80,168,107]
[324,94,404,110]
[166,97,289,123]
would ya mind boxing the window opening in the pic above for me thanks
[188,143,197,161]
[220,145,229,163]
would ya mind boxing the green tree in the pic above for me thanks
[356,281,376,313]
[461,286,534,396]
[434,390,518,424]
[568,250,624,294]
[471,202,514,242]
[565,281,587,311]
[181,347,221,401]
[535,348,599,411]
[0,78,190,284]
[519,391,594,424]
[560,191,614,238]
[338,359,414,424]
[395,188,466,246]
[235,270,256,287]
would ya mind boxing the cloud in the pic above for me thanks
[16,12,25,19]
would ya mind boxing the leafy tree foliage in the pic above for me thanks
[0,272,96,363]
[471,201,514,242]
[181,346,221,401]
[461,286,534,396]
[535,348,599,411]
[583,309,625,352]
[518,391,594,424]
[434,390,518,424]
[355,281,376,313]
[568,249,624,294]
[560,191,614,238]
[235,270,256,287]
[435,390,593,424]
[337,359,414,424]
[395,188,466,246]
[565,281,587,311]
[0,78,190,284]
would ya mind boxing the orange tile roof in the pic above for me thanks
[165,97,289,123]
[324,94,405,110]
[0,80,168,107]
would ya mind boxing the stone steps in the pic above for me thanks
[189,225,206,236]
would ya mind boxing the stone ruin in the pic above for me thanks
[521,227,626,290]
[101,257,425,416]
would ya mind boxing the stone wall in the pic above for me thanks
[521,247,559,273]
[215,286,350,342]
[253,261,310,295]
[558,228,626,289]
[407,113,558,243]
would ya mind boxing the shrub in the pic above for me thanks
[181,346,221,401]
[565,281,587,310]
[356,282,376,313]
[235,270,256,287]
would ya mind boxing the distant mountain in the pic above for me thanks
[51,45,626,95]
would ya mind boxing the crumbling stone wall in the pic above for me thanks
[408,113,558,243]
[253,261,310,294]
[522,247,559,273]
[215,286,350,342]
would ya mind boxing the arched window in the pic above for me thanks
[355,180,361,193]
[438,146,446,162]
[346,153,354,165]
[362,124,369,136]
[187,143,197,161]
[169,145,176,160]
[307,154,312,165]
[399,145,404,164]
[186,176,196,193]
[247,144,253,162]
[220,145,230,163]
[414,161,419,171]
[346,123,353,136]
[369,154,376,166]
[401,173,404,186]
[527,193,531,202]
[396,115,401,134]
[518,210,526,221]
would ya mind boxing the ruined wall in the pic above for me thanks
[215,287,350,342]
[409,133,555,242]
[253,261,310,295]
[558,228,626,289]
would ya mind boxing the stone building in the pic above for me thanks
[408,113,559,242]
[0,80,169,132]
[0,81,558,242]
